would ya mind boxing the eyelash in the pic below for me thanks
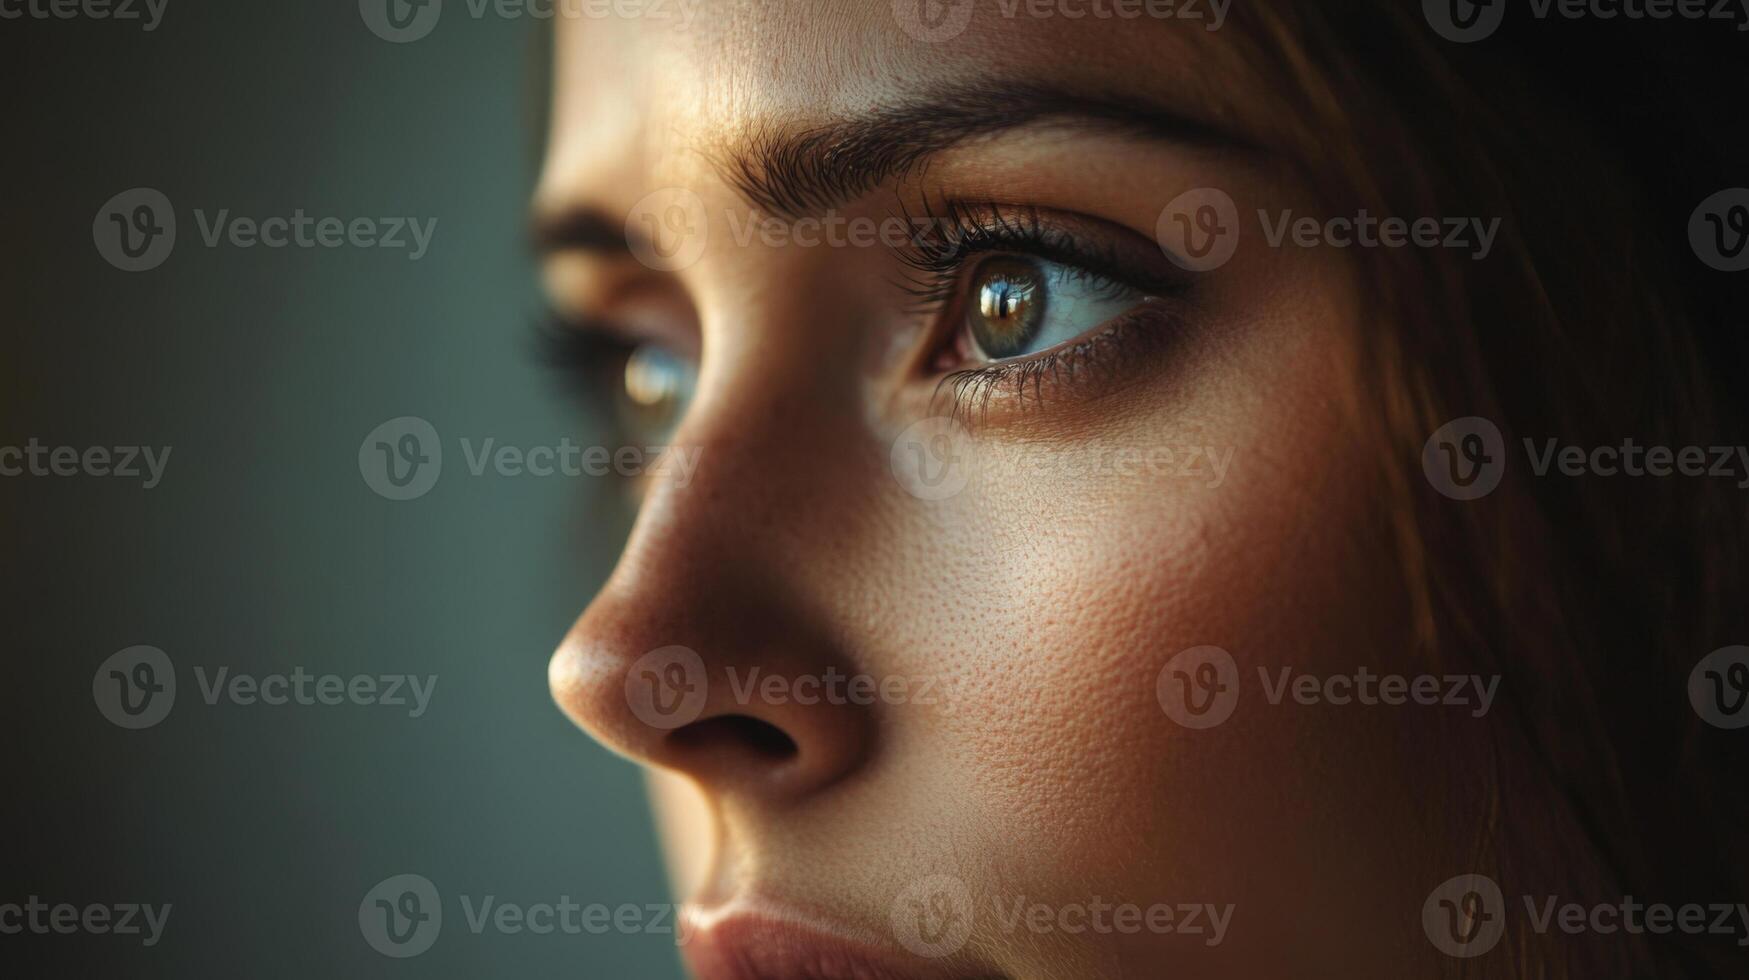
[534,311,632,401]
[535,203,1191,420]
[895,199,1188,417]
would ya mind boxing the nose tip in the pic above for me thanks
[549,614,875,803]
[547,360,885,804]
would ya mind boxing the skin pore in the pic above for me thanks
[538,3,1487,976]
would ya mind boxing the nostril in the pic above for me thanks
[667,714,799,762]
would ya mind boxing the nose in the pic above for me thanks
[548,390,879,804]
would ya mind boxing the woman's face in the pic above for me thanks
[540,4,1468,976]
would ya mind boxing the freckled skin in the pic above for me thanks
[541,4,1481,976]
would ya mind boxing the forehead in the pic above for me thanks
[538,0,1255,210]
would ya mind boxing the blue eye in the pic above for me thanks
[618,343,695,443]
[963,255,1145,362]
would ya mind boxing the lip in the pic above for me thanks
[681,905,996,980]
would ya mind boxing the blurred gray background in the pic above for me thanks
[7,2,680,976]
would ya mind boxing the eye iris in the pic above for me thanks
[970,257,1045,359]
[619,344,692,441]
[624,345,681,408]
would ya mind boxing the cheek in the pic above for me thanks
[935,282,1426,901]
[948,427,1383,868]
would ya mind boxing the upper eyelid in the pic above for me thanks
[898,202,1184,295]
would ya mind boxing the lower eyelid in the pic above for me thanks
[931,303,1182,419]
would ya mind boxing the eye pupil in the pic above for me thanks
[978,273,1037,322]
[981,277,1031,320]
[969,257,1046,359]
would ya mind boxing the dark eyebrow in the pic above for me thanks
[719,81,1251,220]
[531,81,1252,254]
[531,207,626,257]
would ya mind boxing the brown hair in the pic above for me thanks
[1224,5,1748,976]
